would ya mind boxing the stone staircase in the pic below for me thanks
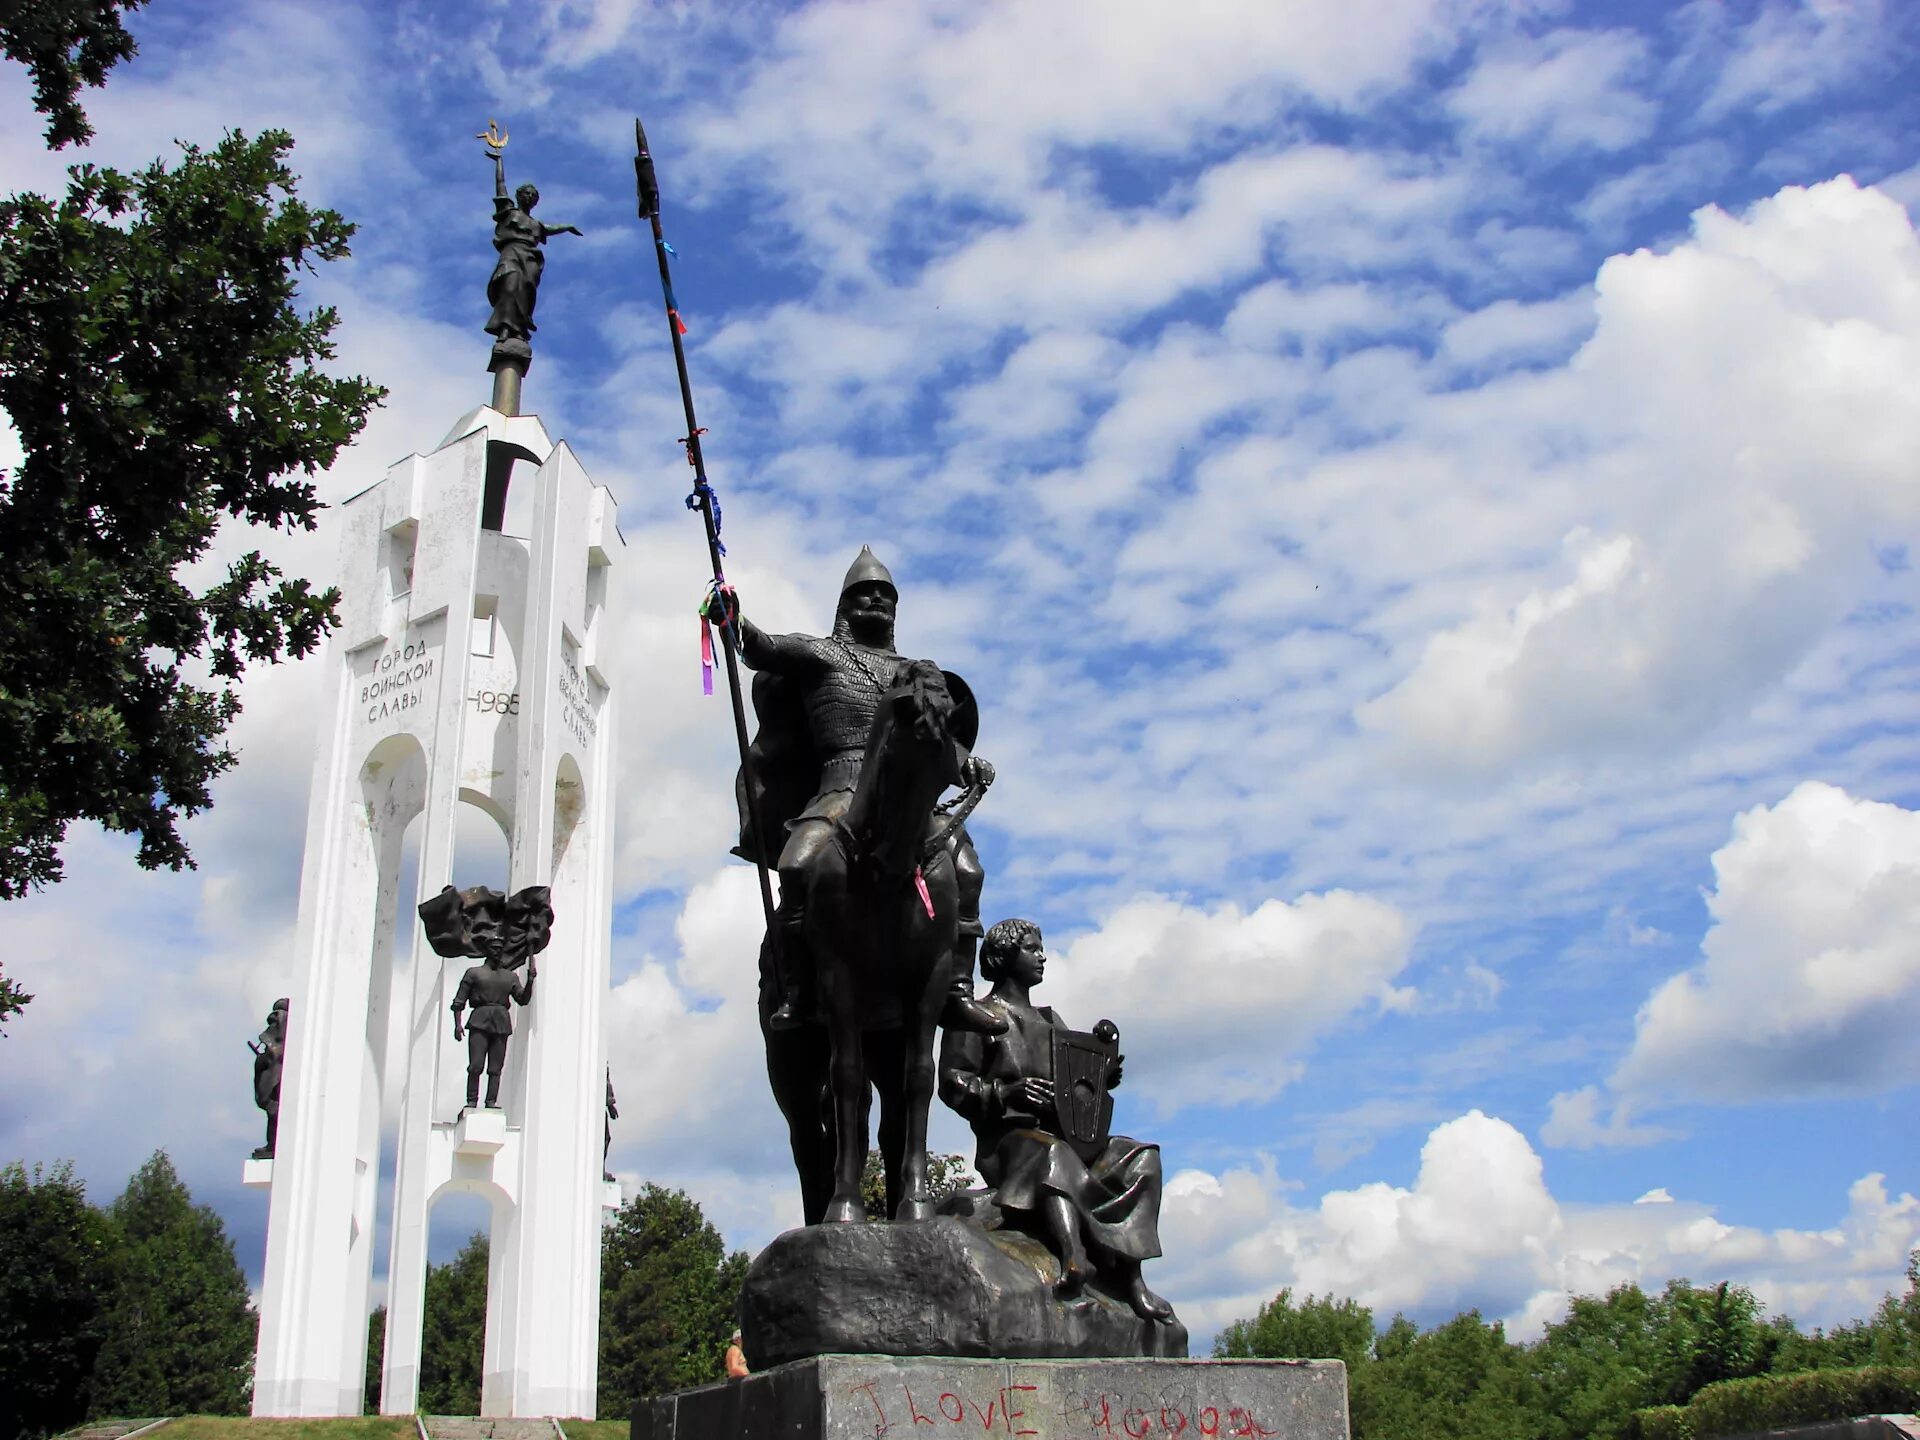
[56,1423,169,1440]
[422,1419,560,1440]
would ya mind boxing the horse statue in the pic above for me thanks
[758,659,986,1224]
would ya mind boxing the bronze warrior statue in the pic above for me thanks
[248,997,289,1159]
[733,546,1001,1034]
[731,547,1005,1224]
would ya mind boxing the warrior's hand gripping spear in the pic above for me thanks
[631,118,782,958]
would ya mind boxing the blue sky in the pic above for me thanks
[2,0,1918,1348]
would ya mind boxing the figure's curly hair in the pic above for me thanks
[980,917,1042,982]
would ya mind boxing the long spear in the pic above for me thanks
[632,117,780,948]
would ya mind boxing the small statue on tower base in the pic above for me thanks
[248,997,290,1159]
[418,883,554,1111]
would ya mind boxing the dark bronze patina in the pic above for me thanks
[733,551,1004,1223]
[477,119,581,413]
[418,883,554,1110]
[248,997,289,1159]
[940,919,1174,1323]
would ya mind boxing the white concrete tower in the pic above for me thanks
[251,404,621,1417]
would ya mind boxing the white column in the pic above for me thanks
[487,444,618,1418]
[257,406,618,1419]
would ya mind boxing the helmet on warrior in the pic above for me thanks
[833,546,898,649]
[839,545,896,603]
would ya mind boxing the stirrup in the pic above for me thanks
[768,987,812,1030]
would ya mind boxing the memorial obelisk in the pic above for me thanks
[251,122,620,1418]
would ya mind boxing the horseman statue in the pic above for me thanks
[733,547,1003,1037]
[729,547,1004,1223]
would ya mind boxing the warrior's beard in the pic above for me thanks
[834,607,896,651]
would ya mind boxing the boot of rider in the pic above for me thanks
[767,901,814,1030]
[940,930,1009,1035]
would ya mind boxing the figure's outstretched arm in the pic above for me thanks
[542,221,584,238]
[492,150,507,200]
[737,619,821,675]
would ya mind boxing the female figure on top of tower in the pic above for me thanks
[481,131,582,348]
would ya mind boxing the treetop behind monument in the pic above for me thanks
[0,4,384,912]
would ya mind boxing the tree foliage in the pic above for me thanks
[1213,1257,1920,1440]
[599,1184,750,1410]
[0,1161,114,1440]
[1215,1288,1376,1369]
[0,966,29,1033]
[418,1232,490,1414]
[0,128,383,902]
[1353,1310,1535,1440]
[89,1151,254,1416]
[363,1230,492,1415]
[860,1148,976,1221]
[1528,1284,1669,1440]
[0,0,146,149]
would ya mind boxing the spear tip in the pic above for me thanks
[633,115,661,219]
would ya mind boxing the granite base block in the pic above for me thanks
[634,1353,1349,1440]
[741,1219,1187,1366]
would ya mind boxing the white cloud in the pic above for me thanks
[1612,781,1920,1103]
[1038,891,1416,1113]
[1541,1085,1678,1150]
[1359,178,1920,774]
[1162,1112,1920,1344]
[683,0,1470,263]
[1694,0,1894,120]
[1449,28,1657,155]
[1439,291,1596,370]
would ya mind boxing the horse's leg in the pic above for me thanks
[818,953,869,1224]
[760,925,836,1227]
[866,1029,907,1220]
[891,915,950,1223]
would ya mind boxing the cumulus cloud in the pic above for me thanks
[1038,892,1416,1113]
[1539,781,1920,1153]
[1360,178,1920,774]
[1614,781,1920,1103]
[1161,1111,1920,1344]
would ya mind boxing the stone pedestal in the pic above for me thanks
[741,1218,1187,1368]
[453,1107,508,1156]
[635,1354,1350,1440]
[243,1158,274,1190]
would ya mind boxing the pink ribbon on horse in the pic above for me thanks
[913,866,935,919]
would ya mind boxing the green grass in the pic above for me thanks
[152,1420,417,1440]
[556,1421,628,1440]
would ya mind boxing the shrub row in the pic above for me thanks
[1627,1365,1920,1440]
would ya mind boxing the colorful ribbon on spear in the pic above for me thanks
[634,117,780,947]
[697,579,737,697]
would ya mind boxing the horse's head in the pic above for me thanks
[845,659,964,881]
[891,659,956,749]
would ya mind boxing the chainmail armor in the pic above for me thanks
[802,639,902,786]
